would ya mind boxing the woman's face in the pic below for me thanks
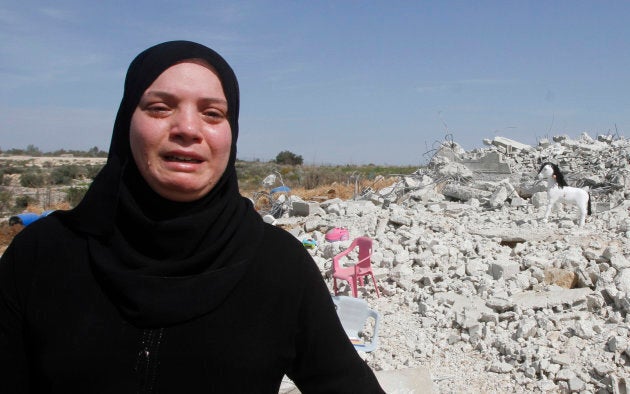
[129,60,232,202]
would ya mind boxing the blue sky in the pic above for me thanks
[1,1,629,165]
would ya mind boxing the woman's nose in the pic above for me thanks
[171,107,202,141]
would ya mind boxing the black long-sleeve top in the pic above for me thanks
[0,217,384,393]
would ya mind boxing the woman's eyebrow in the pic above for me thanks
[199,97,228,108]
[142,90,227,107]
[142,90,175,100]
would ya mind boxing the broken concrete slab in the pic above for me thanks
[468,227,559,243]
[434,293,494,319]
[461,151,512,174]
[511,287,593,310]
[490,136,532,153]
[438,162,474,179]
[489,259,520,280]
[374,367,435,393]
[441,184,491,202]
[488,185,509,208]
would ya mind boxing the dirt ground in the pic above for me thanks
[0,223,24,255]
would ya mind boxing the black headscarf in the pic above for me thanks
[56,41,264,327]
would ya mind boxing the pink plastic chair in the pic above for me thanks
[332,237,380,298]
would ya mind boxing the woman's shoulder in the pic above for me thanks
[257,224,315,269]
[261,223,304,250]
[7,213,76,248]
[2,213,84,271]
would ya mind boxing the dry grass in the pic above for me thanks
[0,223,23,254]
[20,201,72,214]
[242,177,396,202]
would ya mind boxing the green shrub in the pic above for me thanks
[86,164,104,179]
[0,189,13,212]
[66,187,88,207]
[14,195,35,210]
[302,168,325,190]
[1,166,25,175]
[50,164,82,185]
[20,171,47,187]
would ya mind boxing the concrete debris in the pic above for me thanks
[440,184,490,202]
[544,267,578,288]
[462,150,512,174]
[488,136,532,153]
[272,133,630,393]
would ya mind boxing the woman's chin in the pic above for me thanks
[150,181,212,202]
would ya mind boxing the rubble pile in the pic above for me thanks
[281,134,630,393]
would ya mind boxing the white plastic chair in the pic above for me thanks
[331,296,380,352]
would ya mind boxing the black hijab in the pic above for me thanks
[57,41,264,327]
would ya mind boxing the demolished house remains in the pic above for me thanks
[276,133,630,393]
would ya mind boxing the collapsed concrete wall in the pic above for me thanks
[275,133,630,393]
[461,151,511,175]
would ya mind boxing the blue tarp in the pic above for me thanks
[270,186,291,194]
[9,210,55,226]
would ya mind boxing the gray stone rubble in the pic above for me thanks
[280,133,630,393]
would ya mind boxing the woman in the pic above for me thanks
[0,41,384,393]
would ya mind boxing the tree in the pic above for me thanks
[274,150,303,165]
[25,144,42,156]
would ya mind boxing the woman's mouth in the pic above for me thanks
[164,155,202,163]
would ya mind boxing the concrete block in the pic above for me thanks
[374,367,435,393]
[291,201,322,217]
[510,197,527,206]
[486,297,514,312]
[441,184,491,202]
[573,320,594,339]
[615,268,630,293]
[568,376,585,392]
[438,162,474,178]
[489,260,520,280]
[544,268,577,288]
[461,150,512,174]
[389,214,412,227]
[488,186,508,208]
[611,255,630,270]
[516,318,538,339]
[592,201,611,214]
[489,361,514,373]
[531,192,547,208]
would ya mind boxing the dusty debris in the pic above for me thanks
[274,133,630,393]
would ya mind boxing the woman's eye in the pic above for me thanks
[142,104,172,118]
[147,104,170,113]
[203,109,226,119]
